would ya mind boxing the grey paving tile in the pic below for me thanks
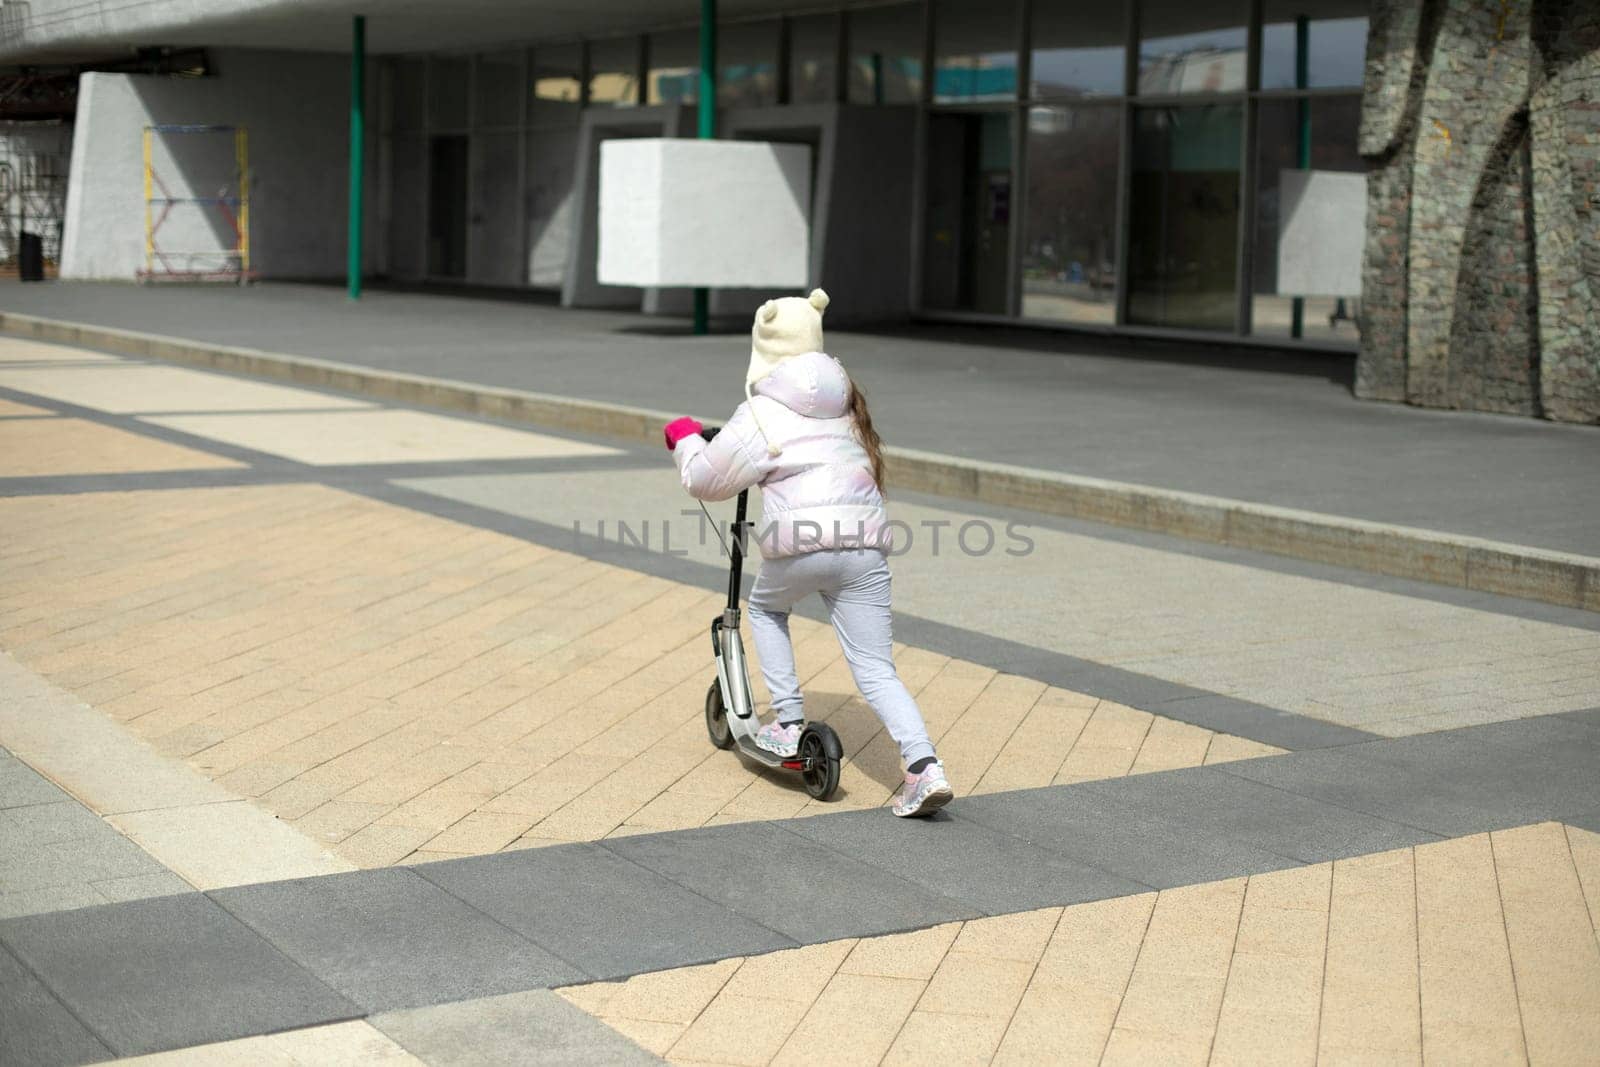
[1081,767,1442,863]
[0,942,113,1067]
[212,867,583,1012]
[0,830,164,893]
[1558,707,1600,730]
[415,842,794,981]
[0,801,106,850]
[0,884,106,921]
[778,807,1149,916]
[956,783,1303,889]
[1150,693,1381,749]
[603,820,981,943]
[1460,716,1600,758]
[0,757,63,809]
[0,891,359,1056]
[373,988,664,1066]
[1214,749,1532,838]
[1365,730,1600,824]
[91,871,193,904]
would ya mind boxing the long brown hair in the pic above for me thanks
[848,379,886,493]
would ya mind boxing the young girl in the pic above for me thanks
[662,289,953,818]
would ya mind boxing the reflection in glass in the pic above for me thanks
[1126,104,1242,330]
[391,59,425,132]
[529,44,581,124]
[923,112,1014,313]
[429,56,470,129]
[1260,2,1368,89]
[933,0,1018,103]
[588,38,640,107]
[848,3,924,105]
[789,13,839,104]
[1030,3,1127,99]
[649,30,699,105]
[1251,95,1362,343]
[474,51,521,129]
[719,21,780,107]
[1022,106,1121,324]
[1137,0,1247,94]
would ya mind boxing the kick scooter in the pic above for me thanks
[699,428,843,800]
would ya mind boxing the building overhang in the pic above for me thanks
[0,0,894,64]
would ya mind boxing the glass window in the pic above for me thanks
[1137,0,1247,95]
[789,12,839,104]
[588,37,640,107]
[1260,2,1369,90]
[922,112,1014,313]
[933,0,1018,103]
[429,56,470,129]
[1251,94,1362,343]
[1126,104,1243,330]
[391,58,425,132]
[848,3,924,105]
[525,127,581,287]
[720,20,780,108]
[530,43,582,123]
[1021,105,1122,324]
[648,29,699,105]
[1030,3,1127,99]
[474,50,522,128]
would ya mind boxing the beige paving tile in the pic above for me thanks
[1415,834,1527,1062]
[109,800,353,890]
[916,951,1036,1019]
[1,475,1290,877]
[600,957,743,1026]
[1318,847,1421,1062]
[840,922,961,981]
[1491,822,1600,1064]
[0,360,378,414]
[948,908,1061,963]
[0,417,240,477]
[667,994,809,1066]
[144,408,622,466]
[884,1010,1009,1066]
[772,972,925,1067]
[1567,825,1600,937]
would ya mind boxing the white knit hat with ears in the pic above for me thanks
[743,288,829,456]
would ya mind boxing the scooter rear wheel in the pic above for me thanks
[798,725,841,800]
[704,679,734,750]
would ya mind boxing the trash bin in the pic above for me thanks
[18,232,44,282]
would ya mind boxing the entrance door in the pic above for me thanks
[1126,105,1242,331]
[428,135,469,279]
[922,112,1012,315]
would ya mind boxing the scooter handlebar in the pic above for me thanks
[700,426,721,442]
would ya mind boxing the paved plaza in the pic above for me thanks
[1,322,1598,1065]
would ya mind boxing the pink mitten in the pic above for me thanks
[663,417,704,451]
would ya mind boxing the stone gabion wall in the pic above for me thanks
[1357,0,1600,424]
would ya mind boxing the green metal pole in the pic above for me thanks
[693,0,717,335]
[347,14,366,301]
[1290,14,1309,339]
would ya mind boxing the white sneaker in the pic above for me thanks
[755,720,802,757]
[892,760,954,817]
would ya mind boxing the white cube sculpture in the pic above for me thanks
[1276,169,1366,297]
[597,138,811,289]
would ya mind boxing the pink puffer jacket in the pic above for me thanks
[673,351,890,559]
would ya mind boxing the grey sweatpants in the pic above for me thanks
[747,548,936,767]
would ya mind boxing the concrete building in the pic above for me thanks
[0,1,1594,422]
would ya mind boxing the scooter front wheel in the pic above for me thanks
[705,679,734,750]
[798,724,842,800]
